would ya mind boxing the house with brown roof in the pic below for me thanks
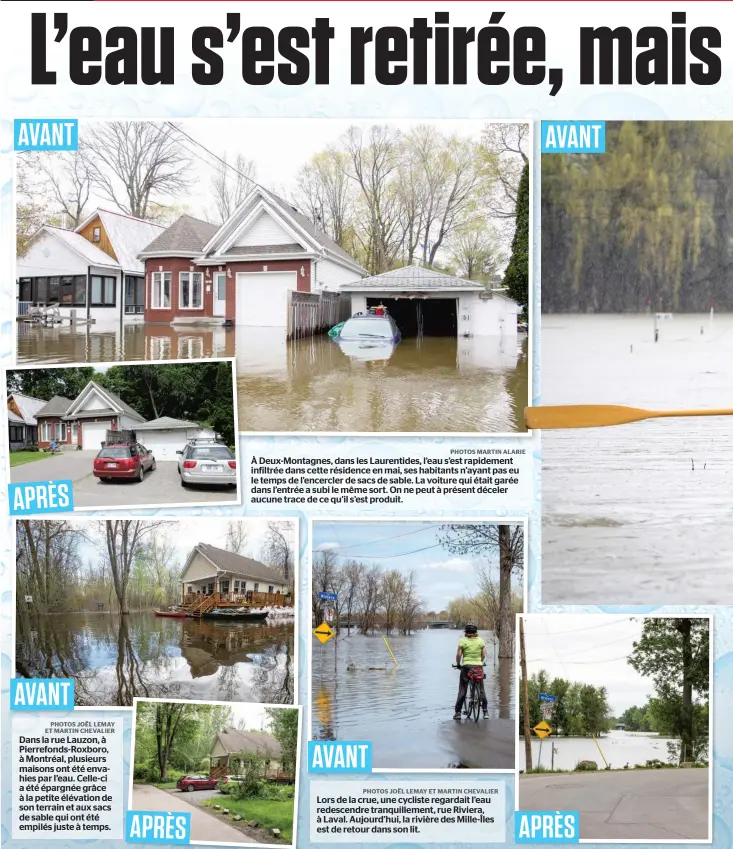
[209,727,291,781]
[138,187,365,329]
[180,543,290,608]
[17,209,165,323]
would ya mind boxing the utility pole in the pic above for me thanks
[520,616,532,772]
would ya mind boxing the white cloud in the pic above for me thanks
[315,541,340,552]
[422,557,473,573]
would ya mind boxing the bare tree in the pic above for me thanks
[296,149,352,247]
[225,521,249,556]
[357,564,384,635]
[102,520,164,614]
[339,559,364,635]
[449,223,504,281]
[262,521,295,589]
[381,569,403,635]
[30,151,93,228]
[480,123,529,220]
[395,569,423,635]
[210,153,255,222]
[82,122,195,219]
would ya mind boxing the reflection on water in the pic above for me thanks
[15,611,294,707]
[16,321,235,364]
[237,329,529,432]
[542,313,733,604]
[17,322,528,433]
[311,629,516,769]
[528,730,674,771]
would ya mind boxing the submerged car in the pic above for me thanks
[93,443,156,483]
[333,312,401,361]
[177,439,237,488]
[176,774,218,792]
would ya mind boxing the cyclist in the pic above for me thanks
[454,623,488,720]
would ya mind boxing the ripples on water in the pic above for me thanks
[15,611,295,707]
[542,314,733,604]
[311,629,516,769]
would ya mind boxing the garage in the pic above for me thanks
[366,297,457,337]
[134,418,215,460]
[236,271,297,328]
[82,421,109,451]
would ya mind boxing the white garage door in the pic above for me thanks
[136,430,188,460]
[82,422,108,451]
[236,271,297,328]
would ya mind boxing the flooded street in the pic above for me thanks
[311,629,516,769]
[542,313,733,604]
[527,730,674,771]
[15,611,294,707]
[237,329,528,432]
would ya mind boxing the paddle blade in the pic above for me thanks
[524,404,651,430]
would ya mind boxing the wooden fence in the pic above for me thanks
[287,290,350,340]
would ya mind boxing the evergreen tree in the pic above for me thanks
[503,161,529,314]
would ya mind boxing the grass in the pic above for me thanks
[204,797,294,842]
[9,450,54,467]
[154,781,178,790]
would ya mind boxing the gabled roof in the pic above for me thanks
[138,214,220,258]
[182,543,285,584]
[77,209,165,275]
[201,187,366,274]
[339,265,488,292]
[212,727,281,758]
[63,381,146,423]
[135,416,205,430]
[30,226,120,270]
[8,393,47,426]
[36,395,73,418]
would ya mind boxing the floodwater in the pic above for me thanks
[237,328,529,432]
[526,730,674,771]
[311,628,516,769]
[15,611,294,707]
[542,313,733,604]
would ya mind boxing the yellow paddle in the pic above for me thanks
[524,404,733,430]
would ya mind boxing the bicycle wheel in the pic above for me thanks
[470,680,481,722]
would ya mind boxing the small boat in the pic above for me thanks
[154,609,187,618]
[202,609,269,622]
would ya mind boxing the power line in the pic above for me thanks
[320,522,445,552]
[529,617,636,637]
[332,541,447,560]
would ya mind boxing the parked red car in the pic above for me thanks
[176,774,218,792]
[93,443,156,483]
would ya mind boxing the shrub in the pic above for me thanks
[575,760,598,771]
[134,764,150,781]
[230,754,270,800]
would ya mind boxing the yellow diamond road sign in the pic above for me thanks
[314,622,335,644]
[533,720,552,739]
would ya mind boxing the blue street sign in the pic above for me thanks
[318,591,338,601]
[539,693,557,702]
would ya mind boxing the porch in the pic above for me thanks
[181,589,293,617]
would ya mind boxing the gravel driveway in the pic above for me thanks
[10,451,239,509]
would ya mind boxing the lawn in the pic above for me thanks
[9,451,54,467]
[204,797,294,842]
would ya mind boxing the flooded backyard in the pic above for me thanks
[15,611,294,707]
[542,313,733,604]
[17,323,528,433]
[311,628,516,769]
[527,730,675,771]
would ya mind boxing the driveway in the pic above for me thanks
[132,784,263,843]
[10,451,239,509]
[518,768,709,840]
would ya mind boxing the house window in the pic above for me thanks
[151,272,171,309]
[254,583,259,592]
[40,422,50,441]
[48,276,60,303]
[92,226,101,242]
[36,277,49,303]
[233,580,239,593]
[60,275,87,306]
[72,422,78,443]
[58,422,67,441]
[268,586,274,594]
[9,425,24,442]
[125,276,145,314]
[91,276,116,307]
[241,581,247,592]
[220,580,230,594]
[19,278,32,302]
[179,272,203,309]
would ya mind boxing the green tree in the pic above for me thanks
[6,367,95,400]
[628,617,709,763]
[503,160,529,313]
[265,707,299,776]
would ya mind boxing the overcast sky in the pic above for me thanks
[76,117,496,222]
[524,615,659,716]
[71,517,292,572]
[312,520,523,612]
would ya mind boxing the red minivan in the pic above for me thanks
[176,774,218,792]
[93,443,156,483]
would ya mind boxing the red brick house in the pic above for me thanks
[138,188,365,329]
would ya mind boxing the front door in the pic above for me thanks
[213,272,226,317]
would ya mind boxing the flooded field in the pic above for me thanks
[311,628,516,769]
[526,730,675,771]
[15,611,294,707]
[542,313,733,605]
[237,329,528,432]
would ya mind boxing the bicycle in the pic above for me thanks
[453,663,487,723]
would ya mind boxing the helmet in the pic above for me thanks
[464,623,478,634]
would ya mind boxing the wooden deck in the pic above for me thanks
[182,591,293,618]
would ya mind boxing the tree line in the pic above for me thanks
[542,121,733,313]
[520,670,612,737]
[16,519,295,616]
[6,361,235,446]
